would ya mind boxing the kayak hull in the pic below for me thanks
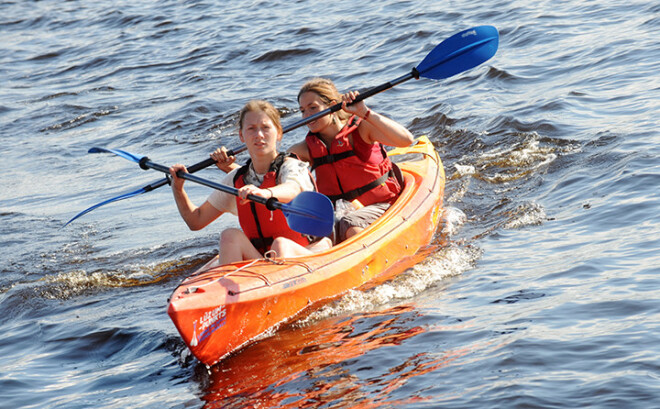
[167,136,445,366]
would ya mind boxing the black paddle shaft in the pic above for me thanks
[143,146,245,190]
[138,157,281,211]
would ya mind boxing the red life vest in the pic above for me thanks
[305,115,401,206]
[233,153,312,254]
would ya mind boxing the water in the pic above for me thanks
[1,0,659,407]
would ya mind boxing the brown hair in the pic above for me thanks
[297,78,351,121]
[238,100,283,135]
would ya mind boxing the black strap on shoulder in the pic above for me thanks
[311,150,355,170]
[233,160,250,184]
[348,115,361,128]
[309,116,361,171]
[268,152,289,175]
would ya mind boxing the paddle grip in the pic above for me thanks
[187,157,215,173]
[241,193,277,210]
[143,178,169,191]
[184,146,246,173]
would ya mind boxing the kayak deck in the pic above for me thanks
[167,136,445,366]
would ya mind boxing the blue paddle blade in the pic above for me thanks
[282,191,335,237]
[88,147,144,163]
[64,187,147,227]
[416,25,499,80]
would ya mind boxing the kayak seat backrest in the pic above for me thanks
[392,162,405,189]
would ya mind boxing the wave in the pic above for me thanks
[251,47,317,63]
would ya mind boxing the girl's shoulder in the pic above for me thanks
[281,155,310,171]
[279,156,314,191]
[287,141,311,162]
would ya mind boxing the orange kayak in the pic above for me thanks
[167,136,445,366]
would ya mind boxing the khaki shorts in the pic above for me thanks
[336,202,391,242]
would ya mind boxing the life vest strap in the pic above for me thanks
[250,237,274,253]
[326,169,394,203]
[311,150,355,170]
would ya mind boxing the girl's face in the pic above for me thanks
[239,110,281,158]
[299,91,334,134]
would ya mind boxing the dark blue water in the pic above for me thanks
[1,1,659,408]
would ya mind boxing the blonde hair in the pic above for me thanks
[238,100,283,135]
[298,78,351,121]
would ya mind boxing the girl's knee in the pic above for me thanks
[218,228,258,264]
[270,237,287,255]
[219,228,244,244]
[344,226,363,239]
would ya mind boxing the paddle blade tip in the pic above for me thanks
[416,25,499,81]
[86,146,144,163]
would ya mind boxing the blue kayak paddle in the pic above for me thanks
[87,147,335,238]
[67,25,498,226]
[64,146,246,227]
[286,25,499,129]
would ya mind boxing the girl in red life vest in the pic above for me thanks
[288,78,415,242]
[169,100,331,264]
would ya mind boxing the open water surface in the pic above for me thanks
[1,0,659,408]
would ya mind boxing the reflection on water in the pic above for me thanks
[200,305,467,408]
